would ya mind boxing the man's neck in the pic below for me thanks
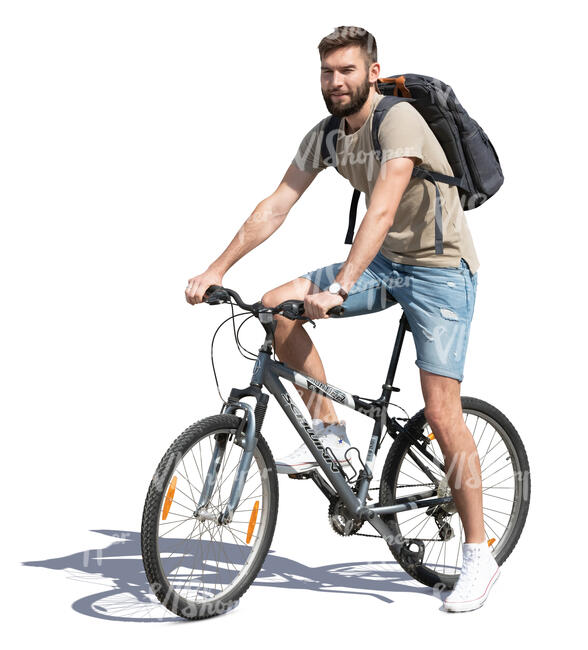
[343,88,377,135]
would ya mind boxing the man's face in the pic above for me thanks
[320,45,376,118]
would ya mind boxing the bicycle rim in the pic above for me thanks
[153,428,272,611]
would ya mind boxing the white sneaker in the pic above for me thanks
[443,542,501,613]
[275,419,352,474]
[319,420,353,466]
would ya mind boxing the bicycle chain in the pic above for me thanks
[368,483,435,490]
[356,528,447,541]
[394,483,436,488]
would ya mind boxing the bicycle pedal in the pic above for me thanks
[287,470,317,480]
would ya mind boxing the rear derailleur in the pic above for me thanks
[425,475,457,542]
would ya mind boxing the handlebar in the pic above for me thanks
[202,285,345,320]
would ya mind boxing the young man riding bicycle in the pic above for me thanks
[185,26,499,613]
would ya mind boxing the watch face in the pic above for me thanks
[329,282,341,294]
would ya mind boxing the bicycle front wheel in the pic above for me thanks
[141,414,279,620]
[379,397,530,590]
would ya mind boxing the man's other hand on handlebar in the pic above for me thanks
[304,291,344,320]
[185,268,224,305]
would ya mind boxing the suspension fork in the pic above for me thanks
[194,431,230,510]
[195,400,259,524]
[219,401,258,524]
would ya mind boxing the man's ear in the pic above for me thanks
[369,61,380,83]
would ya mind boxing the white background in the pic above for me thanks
[1,0,585,646]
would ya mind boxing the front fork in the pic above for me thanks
[194,400,259,525]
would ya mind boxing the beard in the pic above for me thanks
[322,74,372,118]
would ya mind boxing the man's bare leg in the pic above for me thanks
[261,277,339,424]
[419,369,485,544]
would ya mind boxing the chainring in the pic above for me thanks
[328,497,364,536]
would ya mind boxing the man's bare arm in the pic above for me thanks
[303,156,417,319]
[185,164,319,304]
[334,156,417,292]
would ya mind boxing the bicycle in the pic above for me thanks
[141,285,531,620]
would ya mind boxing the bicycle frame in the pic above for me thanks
[200,308,452,544]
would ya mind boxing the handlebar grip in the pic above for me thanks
[204,284,223,297]
[327,305,345,317]
[203,285,229,304]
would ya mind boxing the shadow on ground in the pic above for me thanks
[22,529,433,622]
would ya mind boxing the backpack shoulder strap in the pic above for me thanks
[345,189,362,245]
[320,115,342,168]
[371,95,415,160]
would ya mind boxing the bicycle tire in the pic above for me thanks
[141,414,279,620]
[379,397,530,590]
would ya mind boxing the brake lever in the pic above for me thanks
[278,305,315,327]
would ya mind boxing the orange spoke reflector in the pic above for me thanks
[246,500,260,544]
[428,433,435,440]
[162,476,177,521]
[488,538,496,547]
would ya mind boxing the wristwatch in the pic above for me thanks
[328,281,348,301]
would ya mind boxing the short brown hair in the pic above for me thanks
[317,26,378,66]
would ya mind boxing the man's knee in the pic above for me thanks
[424,397,463,436]
[261,288,299,334]
[261,289,278,309]
[262,277,315,309]
[424,404,448,432]
[261,285,296,309]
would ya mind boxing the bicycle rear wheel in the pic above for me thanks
[379,397,530,590]
[141,414,279,620]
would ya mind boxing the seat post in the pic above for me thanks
[379,312,410,402]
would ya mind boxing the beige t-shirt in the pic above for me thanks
[292,91,480,273]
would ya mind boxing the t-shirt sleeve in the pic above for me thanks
[291,118,329,173]
[378,102,425,166]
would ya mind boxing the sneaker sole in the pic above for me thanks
[443,567,501,613]
[275,461,319,474]
[275,458,351,475]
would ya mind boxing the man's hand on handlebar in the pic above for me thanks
[304,290,344,320]
[185,269,224,305]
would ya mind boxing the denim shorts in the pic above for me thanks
[300,251,478,382]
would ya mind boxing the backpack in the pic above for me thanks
[320,73,504,253]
